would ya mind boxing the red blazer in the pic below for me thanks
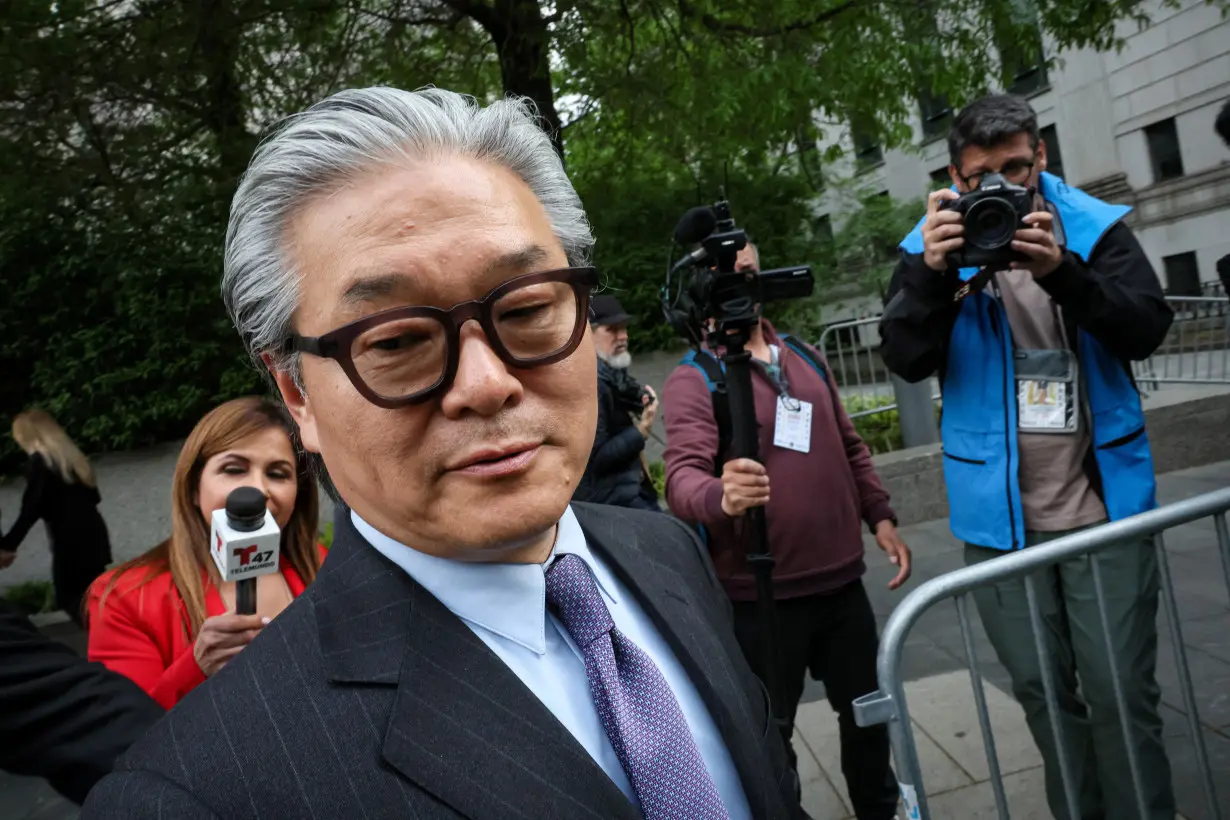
[85,546,326,709]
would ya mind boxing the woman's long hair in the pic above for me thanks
[11,409,97,488]
[95,397,321,638]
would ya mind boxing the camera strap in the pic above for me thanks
[952,266,997,303]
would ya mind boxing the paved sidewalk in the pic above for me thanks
[797,459,1230,819]
[4,461,1228,819]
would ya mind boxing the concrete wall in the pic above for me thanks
[874,391,1230,527]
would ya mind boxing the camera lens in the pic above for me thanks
[965,197,1018,249]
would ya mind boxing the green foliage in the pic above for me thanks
[771,189,925,342]
[320,521,335,550]
[648,460,666,500]
[844,395,905,455]
[1,0,1208,474]
[2,580,56,615]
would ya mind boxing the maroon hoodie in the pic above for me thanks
[661,321,895,601]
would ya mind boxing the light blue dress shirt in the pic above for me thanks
[354,505,751,818]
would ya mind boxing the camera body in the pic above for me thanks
[939,172,1034,269]
[608,366,650,417]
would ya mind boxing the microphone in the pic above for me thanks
[209,487,281,615]
[674,206,717,245]
[670,207,719,270]
[670,246,710,271]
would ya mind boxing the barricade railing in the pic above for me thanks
[852,487,1230,820]
[816,316,940,419]
[1133,295,1230,389]
[818,294,1230,416]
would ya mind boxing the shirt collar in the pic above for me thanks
[351,505,616,655]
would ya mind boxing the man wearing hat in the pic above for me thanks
[574,294,662,510]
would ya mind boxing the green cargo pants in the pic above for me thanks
[965,526,1176,820]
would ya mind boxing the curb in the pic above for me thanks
[28,609,71,628]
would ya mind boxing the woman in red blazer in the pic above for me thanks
[86,397,326,709]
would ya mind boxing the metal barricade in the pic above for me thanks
[1131,295,1230,388]
[852,487,1230,820]
[816,317,941,420]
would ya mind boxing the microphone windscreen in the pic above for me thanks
[673,207,717,245]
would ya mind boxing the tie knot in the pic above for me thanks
[545,554,615,649]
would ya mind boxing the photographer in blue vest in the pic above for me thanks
[879,93,1175,820]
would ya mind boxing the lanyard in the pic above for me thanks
[753,345,803,410]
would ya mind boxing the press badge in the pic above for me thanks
[1014,348,1079,434]
[774,396,812,453]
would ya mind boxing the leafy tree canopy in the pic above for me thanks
[2,0,1214,471]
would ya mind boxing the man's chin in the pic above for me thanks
[438,464,573,553]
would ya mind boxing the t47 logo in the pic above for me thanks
[233,545,275,566]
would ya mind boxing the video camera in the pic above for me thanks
[939,172,1035,269]
[660,198,814,346]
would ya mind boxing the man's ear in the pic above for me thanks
[264,354,321,454]
[1036,137,1049,174]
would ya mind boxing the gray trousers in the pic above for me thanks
[965,526,1176,820]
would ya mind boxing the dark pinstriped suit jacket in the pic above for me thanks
[81,502,802,819]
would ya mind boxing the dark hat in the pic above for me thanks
[590,294,633,326]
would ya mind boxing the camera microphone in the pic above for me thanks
[209,486,281,615]
[674,206,717,245]
[670,207,719,270]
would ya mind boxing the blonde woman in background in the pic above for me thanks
[0,409,112,626]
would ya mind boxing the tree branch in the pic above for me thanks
[440,0,500,35]
[677,0,861,38]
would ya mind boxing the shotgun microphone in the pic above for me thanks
[209,487,281,615]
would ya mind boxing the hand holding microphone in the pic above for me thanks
[197,487,282,677]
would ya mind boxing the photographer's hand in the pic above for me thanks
[1011,211,1063,278]
[720,459,770,517]
[922,188,963,272]
[636,386,659,437]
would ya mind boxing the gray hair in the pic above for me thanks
[222,86,595,383]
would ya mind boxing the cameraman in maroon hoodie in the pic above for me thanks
[661,242,911,820]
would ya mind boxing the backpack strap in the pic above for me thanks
[679,349,732,477]
[779,333,849,425]
[779,333,828,383]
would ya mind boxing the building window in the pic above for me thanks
[1163,252,1201,296]
[1144,118,1184,183]
[919,88,952,142]
[814,214,834,244]
[994,0,1048,95]
[851,120,884,170]
[930,166,952,188]
[1039,124,1064,181]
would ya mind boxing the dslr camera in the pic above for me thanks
[608,367,651,417]
[939,172,1035,269]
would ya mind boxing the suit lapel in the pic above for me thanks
[574,505,783,820]
[313,507,637,820]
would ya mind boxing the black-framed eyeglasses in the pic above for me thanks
[957,156,1036,190]
[283,266,599,409]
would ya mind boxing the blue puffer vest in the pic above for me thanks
[899,172,1157,549]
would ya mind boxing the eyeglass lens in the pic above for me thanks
[349,279,583,400]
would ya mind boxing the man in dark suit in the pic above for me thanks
[0,599,162,803]
[83,86,805,819]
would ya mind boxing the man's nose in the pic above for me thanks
[440,321,523,418]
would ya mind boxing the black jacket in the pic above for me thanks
[879,220,1173,386]
[1,453,112,569]
[82,503,803,819]
[574,360,655,508]
[0,600,163,803]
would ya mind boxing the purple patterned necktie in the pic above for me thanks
[546,553,730,819]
